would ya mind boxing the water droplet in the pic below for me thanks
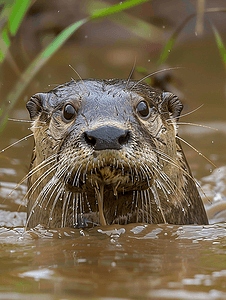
[111,262,116,267]
[162,25,165,29]
[148,59,150,62]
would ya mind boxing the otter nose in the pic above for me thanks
[84,125,130,150]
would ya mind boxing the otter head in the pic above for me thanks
[26,78,204,229]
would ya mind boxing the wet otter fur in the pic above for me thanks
[26,79,208,228]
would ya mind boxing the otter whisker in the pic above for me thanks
[154,148,213,204]
[80,193,84,226]
[75,193,79,227]
[141,160,176,197]
[0,133,34,154]
[143,190,148,223]
[130,67,182,91]
[146,190,152,224]
[7,154,57,206]
[127,150,176,196]
[85,192,92,213]
[72,163,84,187]
[27,157,70,209]
[69,64,89,95]
[153,148,199,189]
[61,191,71,227]
[44,172,66,210]
[139,165,150,186]
[140,190,145,222]
[168,121,218,131]
[26,177,61,228]
[135,191,139,222]
[84,160,91,180]
[63,192,73,227]
[143,157,182,203]
[149,160,186,199]
[23,160,62,209]
[176,136,217,168]
[8,118,45,123]
[125,56,137,89]
[72,193,77,227]
[151,184,167,223]
[47,183,65,228]
[131,191,136,213]
[168,104,204,121]
[37,173,64,210]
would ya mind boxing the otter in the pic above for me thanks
[25,78,208,228]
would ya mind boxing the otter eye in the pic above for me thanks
[63,103,76,121]
[136,101,150,118]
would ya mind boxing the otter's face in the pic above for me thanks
[27,79,183,193]
[26,79,184,228]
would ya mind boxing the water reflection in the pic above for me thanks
[0,223,226,299]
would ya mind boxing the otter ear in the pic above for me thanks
[26,93,47,121]
[162,92,183,121]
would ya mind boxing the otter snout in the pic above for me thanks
[83,125,130,150]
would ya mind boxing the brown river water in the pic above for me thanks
[0,1,226,299]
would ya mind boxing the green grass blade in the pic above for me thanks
[8,0,32,35]
[158,13,196,65]
[158,8,226,66]
[212,24,226,70]
[0,28,10,62]
[86,1,162,42]
[0,0,15,61]
[158,38,175,66]
[2,27,10,46]
[90,0,150,19]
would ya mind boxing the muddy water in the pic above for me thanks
[0,223,226,300]
[1,1,226,298]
